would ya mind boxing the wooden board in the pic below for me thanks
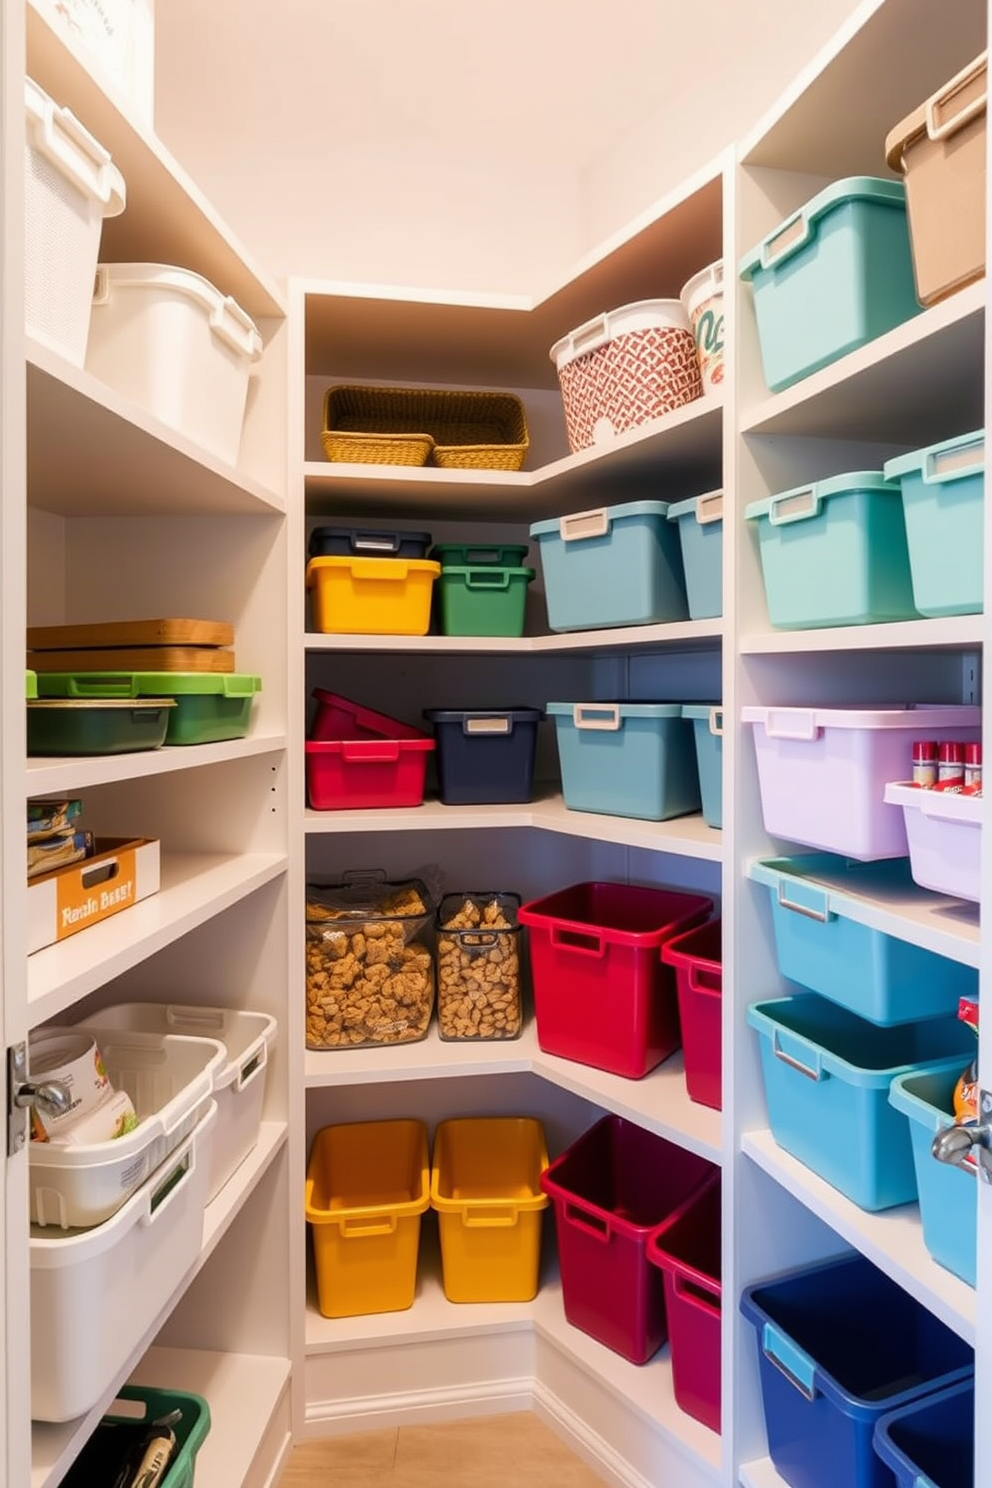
[26,618,235,649]
[27,647,237,673]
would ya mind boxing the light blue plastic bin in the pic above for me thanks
[747,995,973,1211]
[547,702,700,821]
[745,470,919,629]
[889,1067,977,1287]
[739,176,921,393]
[530,500,687,633]
[748,854,977,1025]
[681,704,722,829]
[884,430,985,617]
[667,491,723,620]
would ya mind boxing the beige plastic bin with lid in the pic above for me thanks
[886,51,987,306]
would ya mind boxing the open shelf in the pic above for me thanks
[27,342,286,517]
[306,619,723,656]
[743,1129,976,1344]
[305,793,722,860]
[26,734,287,796]
[304,394,723,521]
[26,2,284,321]
[27,852,288,1027]
[740,614,983,655]
[739,1460,786,1488]
[740,281,984,444]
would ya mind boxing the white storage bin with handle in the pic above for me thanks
[75,1002,277,1200]
[24,77,126,366]
[30,1100,217,1423]
[884,783,982,902]
[85,262,264,465]
[742,704,982,860]
[28,1028,223,1230]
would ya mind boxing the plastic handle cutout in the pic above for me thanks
[772,1030,825,1081]
[236,1043,267,1092]
[66,673,135,698]
[353,559,409,581]
[563,1202,611,1242]
[465,570,510,590]
[340,1214,398,1238]
[166,1005,223,1032]
[776,882,833,923]
[340,741,402,762]
[81,858,120,891]
[465,716,510,735]
[550,925,605,957]
[696,492,724,525]
[926,55,987,141]
[463,1207,518,1229]
[560,509,609,542]
[672,1273,721,1316]
[572,704,621,731]
[567,312,612,358]
[769,488,819,526]
[762,1322,817,1401]
[352,533,401,554]
[708,707,724,737]
[924,438,984,484]
[145,1140,194,1225]
[687,963,722,997]
[760,210,811,270]
[209,295,262,359]
[92,265,112,306]
[30,100,121,208]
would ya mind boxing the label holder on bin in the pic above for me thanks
[560,509,609,542]
[772,1029,828,1082]
[762,1321,818,1401]
[573,704,621,731]
[926,437,984,483]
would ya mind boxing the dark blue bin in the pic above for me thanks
[874,1379,974,1488]
[424,708,543,805]
[308,525,432,560]
[740,1253,974,1488]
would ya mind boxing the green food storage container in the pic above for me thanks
[36,672,262,744]
[27,698,175,755]
[61,1385,210,1488]
[436,565,535,637]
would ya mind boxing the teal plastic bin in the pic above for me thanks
[667,491,723,620]
[884,430,985,617]
[746,470,919,629]
[739,176,921,393]
[681,704,722,829]
[530,500,687,632]
[747,995,973,1211]
[889,1067,977,1286]
[748,854,977,1025]
[548,702,700,821]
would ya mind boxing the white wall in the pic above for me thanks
[155,0,865,294]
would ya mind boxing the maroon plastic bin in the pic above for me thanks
[305,687,434,810]
[541,1115,718,1363]
[660,919,722,1109]
[518,882,713,1078]
[647,1173,722,1431]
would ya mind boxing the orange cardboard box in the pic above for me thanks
[28,838,161,955]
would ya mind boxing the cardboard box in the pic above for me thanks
[28,837,160,955]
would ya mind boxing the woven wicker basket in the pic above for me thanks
[321,386,529,471]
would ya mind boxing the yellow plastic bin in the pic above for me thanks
[306,555,440,635]
[431,1117,549,1303]
[306,1119,429,1317]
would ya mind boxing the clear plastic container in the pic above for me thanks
[435,893,523,1041]
[305,872,435,1049]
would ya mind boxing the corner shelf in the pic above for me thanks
[26,735,287,795]
[306,619,723,656]
[739,615,983,655]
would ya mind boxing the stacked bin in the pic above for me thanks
[306,525,440,636]
[431,542,535,637]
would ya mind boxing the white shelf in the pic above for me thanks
[26,734,287,795]
[307,619,723,655]
[306,1023,721,1162]
[27,852,288,1026]
[305,793,723,860]
[27,342,285,517]
[304,396,723,521]
[739,1460,786,1488]
[740,281,984,445]
[747,854,980,968]
[26,2,284,321]
[740,614,984,655]
[743,1129,976,1344]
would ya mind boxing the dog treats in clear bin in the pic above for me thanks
[436,892,523,1041]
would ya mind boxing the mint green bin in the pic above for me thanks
[884,429,985,617]
[36,671,262,744]
[746,471,920,630]
[740,177,921,393]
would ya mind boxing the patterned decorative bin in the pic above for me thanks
[550,300,702,453]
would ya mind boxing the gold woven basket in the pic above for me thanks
[321,386,529,471]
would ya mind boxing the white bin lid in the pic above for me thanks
[93,263,263,362]
[550,299,689,371]
[25,76,125,216]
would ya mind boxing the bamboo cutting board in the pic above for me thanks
[28,647,237,673]
[27,618,235,650]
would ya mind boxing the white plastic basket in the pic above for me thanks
[742,704,982,860]
[24,76,126,365]
[73,1002,276,1200]
[884,783,982,901]
[30,1100,217,1423]
[85,262,263,465]
[28,1028,224,1229]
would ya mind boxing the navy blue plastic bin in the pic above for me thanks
[308,526,432,560]
[874,1379,974,1488]
[424,708,542,805]
[740,1253,974,1488]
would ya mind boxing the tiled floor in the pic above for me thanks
[278,1412,608,1487]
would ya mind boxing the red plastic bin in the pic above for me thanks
[647,1173,722,1431]
[305,688,434,810]
[541,1115,718,1363]
[517,881,713,1078]
[660,919,722,1109]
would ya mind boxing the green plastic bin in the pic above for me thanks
[884,430,985,617]
[27,697,175,755]
[745,471,919,629]
[430,542,529,567]
[26,669,37,699]
[740,176,921,392]
[436,565,535,636]
[61,1385,210,1488]
[36,672,262,744]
